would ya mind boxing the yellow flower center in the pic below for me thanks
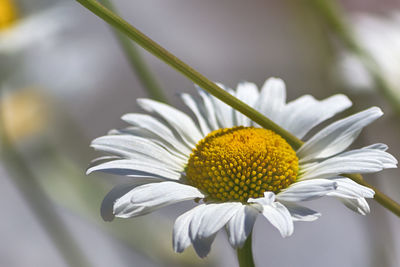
[0,0,18,31]
[186,127,298,202]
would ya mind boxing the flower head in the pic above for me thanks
[338,12,400,93]
[0,1,71,54]
[88,78,397,257]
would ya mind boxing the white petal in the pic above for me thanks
[283,202,321,222]
[0,6,70,53]
[137,98,203,147]
[180,93,211,136]
[192,233,217,258]
[196,86,219,131]
[341,197,371,215]
[298,107,383,162]
[211,83,235,128]
[90,135,186,169]
[363,143,388,151]
[188,202,243,257]
[276,179,337,202]
[227,205,259,248]
[101,181,158,222]
[235,82,259,127]
[114,182,205,218]
[339,146,398,169]
[87,159,181,180]
[248,191,275,207]
[281,94,352,139]
[256,77,286,123]
[173,205,206,253]
[300,148,395,180]
[114,126,189,161]
[121,113,192,156]
[327,178,375,199]
[260,202,294,237]
[189,203,242,241]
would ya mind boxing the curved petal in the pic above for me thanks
[327,178,375,199]
[86,159,182,180]
[227,205,259,248]
[180,93,211,136]
[298,107,383,162]
[192,233,217,258]
[189,203,242,240]
[189,202,242,257]
[112,126,189,161]
[90,135,186,169]
[338,146,397,169]
[196,86,219,131]
[173,205,206,253]
[276,179,337,202]
[137,98,203,147]
[235,82,259,127]
[101,181,160,222]
[260,202,294,237]
[256,77,286,123]
[113,182,205,218]
[281,94,352,139]
[210,83,235,128]
[340,197,370,215]
[121,113,192,156]
[300,148,394,180]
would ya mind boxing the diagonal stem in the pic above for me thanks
[98,0,168,103]
[75,0,400,218]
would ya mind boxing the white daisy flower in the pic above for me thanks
[337,12,400,93]
[88,77,397,258]
[0,1,71,54]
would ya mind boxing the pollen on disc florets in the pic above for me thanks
[186,126,299,202]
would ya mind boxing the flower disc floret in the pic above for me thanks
[186,126,299,202]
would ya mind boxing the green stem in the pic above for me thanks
[0,97,91,267]
[237,234,255,267]
[309,0,400,115]
[98,0,168,103]
[76,0,301,148]
[75,0,400,217]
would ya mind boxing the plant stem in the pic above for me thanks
[237,234,255,267]
[0,95,91,267]
[75,0,400,218]
[98,0,168,103]
[309,0,400,115]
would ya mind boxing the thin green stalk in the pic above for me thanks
[99,0,168,103]
[309,0,400,115]
[75,0,400,218]
[0,98,91,267]
[237,234,255,267]
[76,0,301,149]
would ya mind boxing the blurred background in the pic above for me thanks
[1,0,400,266]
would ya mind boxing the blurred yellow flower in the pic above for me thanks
[0,89,48,141]
[0,0,18,30]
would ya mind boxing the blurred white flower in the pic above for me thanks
[88,77,397,258]
[0,0,71,54]
[338,12,400,93]
[0,1,114,100]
